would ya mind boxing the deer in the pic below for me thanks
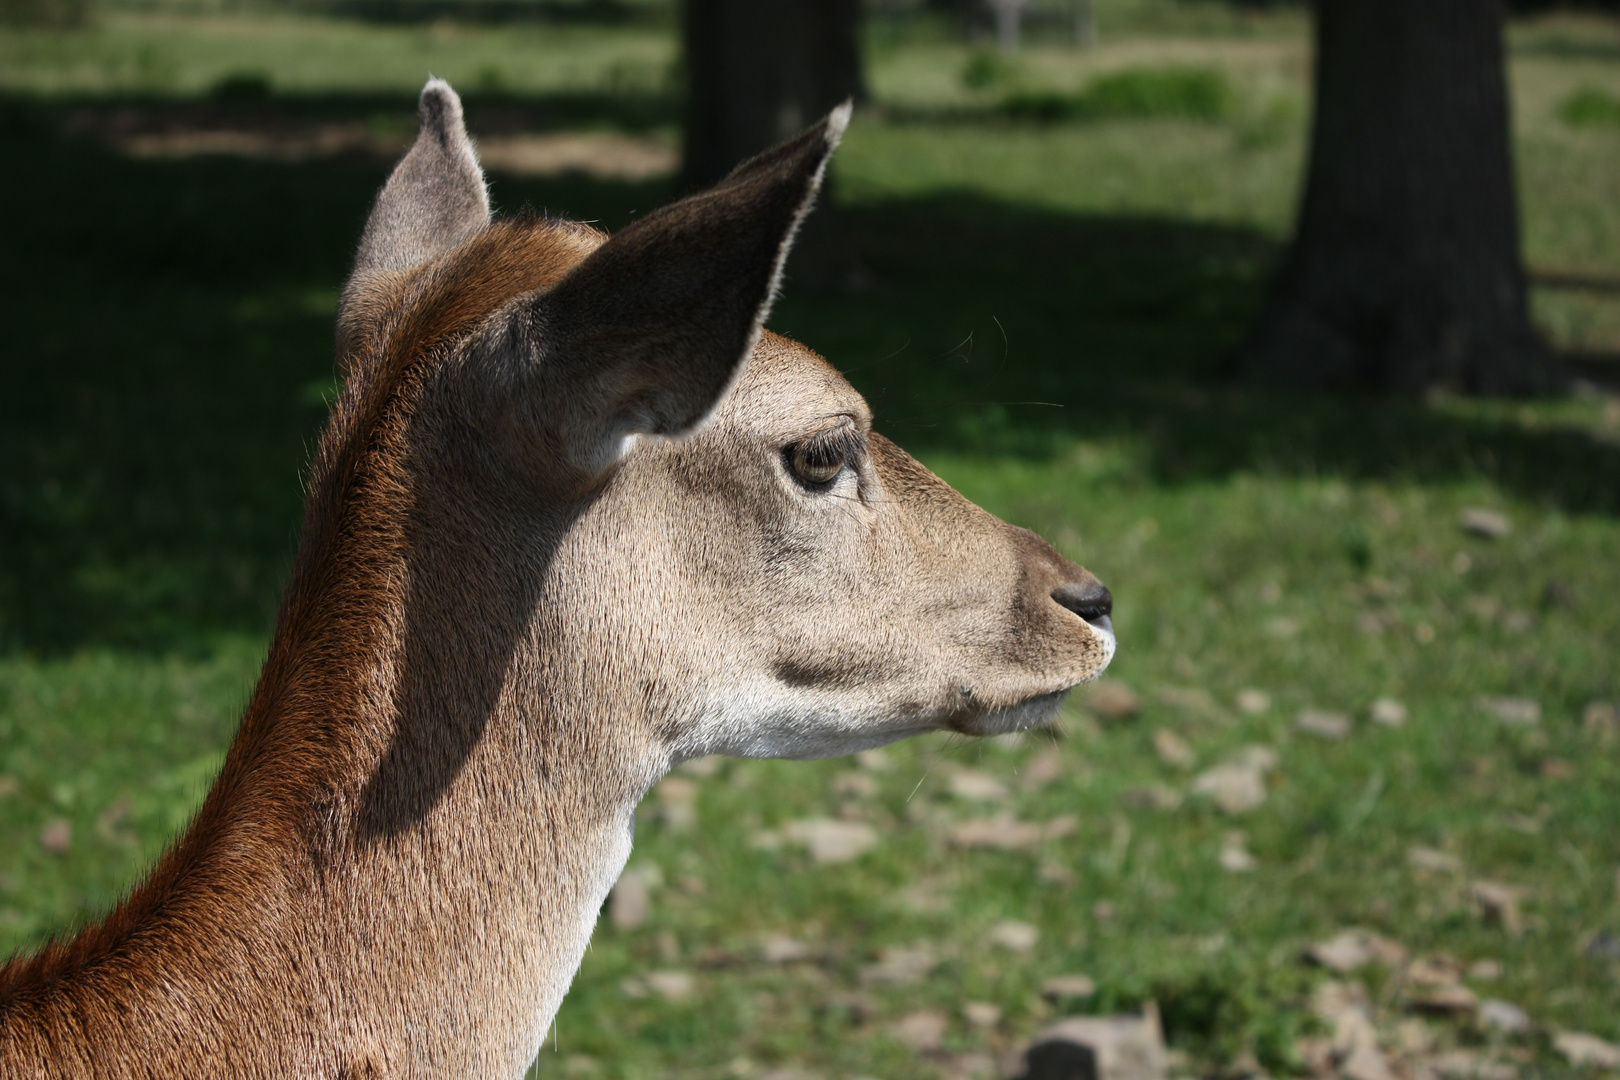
[0,80,1115,1079]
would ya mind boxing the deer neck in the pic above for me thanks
[227,441,664,1075]
[2,422,663,1080]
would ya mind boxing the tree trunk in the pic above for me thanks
[680,0,865,192]
[1242,0,1564,396]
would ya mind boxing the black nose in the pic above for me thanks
[1052,580,1113,625]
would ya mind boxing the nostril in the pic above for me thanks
[1052,581,1113,625]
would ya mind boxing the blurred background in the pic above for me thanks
[1,0,1619,1077]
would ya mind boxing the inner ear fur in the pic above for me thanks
[338,79,491,358]
[513,103,850,477]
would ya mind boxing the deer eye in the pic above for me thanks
[788,441,847,486]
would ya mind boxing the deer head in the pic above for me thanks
[335,80,1115,777]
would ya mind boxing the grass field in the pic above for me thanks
[2,4,1619,1078]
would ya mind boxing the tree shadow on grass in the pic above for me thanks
[784,192,1620,515]
[2,97,1615,653]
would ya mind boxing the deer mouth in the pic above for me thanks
[952,689,1072,737]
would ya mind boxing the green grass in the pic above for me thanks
[2,6,1620,1078]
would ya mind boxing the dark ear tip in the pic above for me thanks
[417,78,465,138]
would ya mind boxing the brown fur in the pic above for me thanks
[0,85,1113,1079]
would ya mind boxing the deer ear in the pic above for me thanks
[518,103,850,476]
[353,79,489,275]
[339,80,490,353]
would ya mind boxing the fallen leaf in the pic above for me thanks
[1406,955,1464,987]
[1407,846,1463,874]
[1478,999,1531,1034]
[1021,747,1066,789]
[1478,696,1540,727]
[781,819,878,864]
[610,864,663,930]
[962,1001,1001,1028]
[859,945,936,985]
[1370,698,1408,727]
[948,815,1043,850]
[891,1010,948,1053]
[948,768,1009,802]
[1295,708,1352,740]
[1307,928,1409,973]
[1584,701,1618,741]
[643,970,694,1002]
[655,776,699,832]
[760,935,813,964]
[988,920,1039,952]
[1460,508,1511,538]
[832,771,878,799]
[856,748,891,771]
[1219,832,1257,873]
[1043,815,1078,839]
[1040,974,1098,1001]
[1341,1043,1396,1080]
[935,1052,995,1080]
[1469,881,1525,937]
[1153,729,1196,769]
[1429,1049,1518,1080]
[678,755,722,777]
[39,819,71,855]
[1191,748,1276,814]
[1085,681,1140,719]
[1554,1031,1620,1069]
[1120,784,1183,812]
[1467,958,1503,980]
[1236,688,1271,714]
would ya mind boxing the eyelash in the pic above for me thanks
[784,425,865,488]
